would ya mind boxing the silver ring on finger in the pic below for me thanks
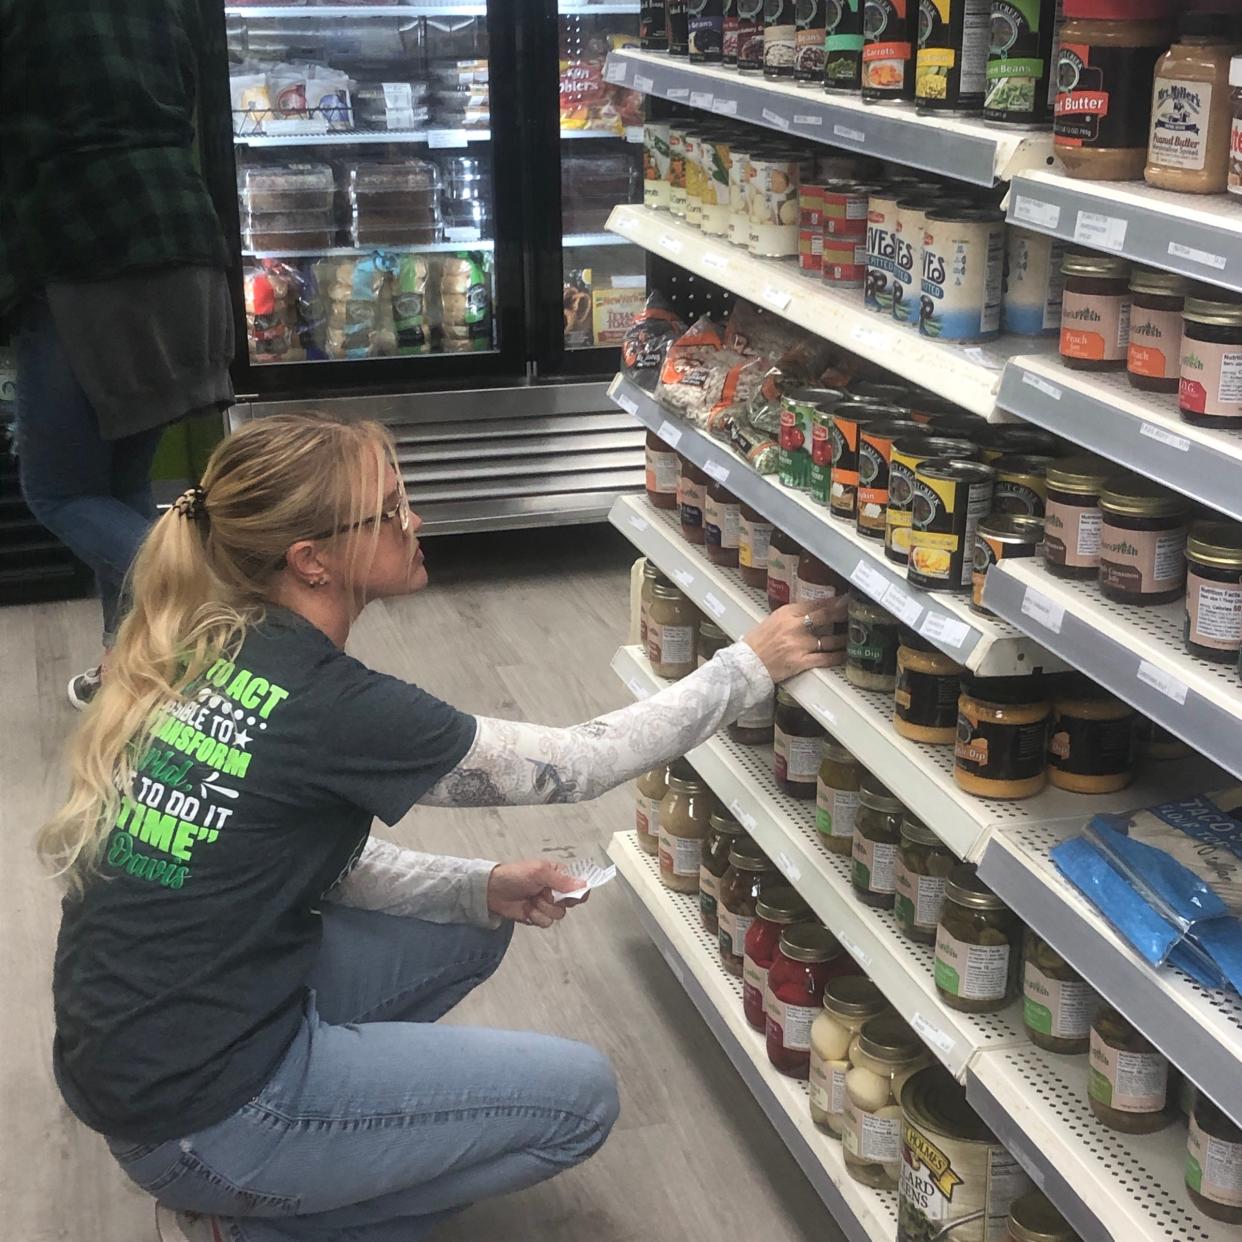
[802,613,815,631]
[816,635,822,652]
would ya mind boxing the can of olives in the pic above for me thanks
[866,183,928,314]
[899,1066,1033,1242]
[971,514,1044,614]
[908,458,995,592]
[920,206,1006,342]
[885,435,979,564]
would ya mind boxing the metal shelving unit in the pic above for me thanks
[982,558,1242,786]
[996,359,1242,524]
[609,380,1058,676]
[609,831,898,1242]
[1008,171,1242,294]
[607,206,1055,419]
[978,821,1242,1128]
[611,502,1216,859]
[603,49,1057,188]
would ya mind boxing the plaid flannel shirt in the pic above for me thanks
[0,0,231,319]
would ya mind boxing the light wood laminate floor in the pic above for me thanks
[0,524,839,1242]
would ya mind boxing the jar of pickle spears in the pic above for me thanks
[893,817,954,944]
[700,809,747,935]
[809,977,889,1135]
[816,739,862,855]
[1022,931,1098,1055]
[851,778,905,910]
[1088,1006,1174,1135]
[934,864,1021,1014]
[1187,1094,1242,1223]
[718,839,778,976]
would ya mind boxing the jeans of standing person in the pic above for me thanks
[106,904,621,1242]
[14,297,164,644]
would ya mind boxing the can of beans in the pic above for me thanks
[728,148,754,246]
[915,0,991,113]
[830,400,904,521]
[763,0,796,78]
[736,0,764,72]
[992,454,1056,517]
[643,121,673,210]
[688,0,724,63]
[747,155,802,257]
[825,0,864,90]
[668,123,692,218]
[893,192,971,327]
[908,459,995,592]
[920,206,1006,341]
[866,183,926,314]
[886,435,981,564]
[794,0,827,83]
[700,134,733,235]
[971,514,1044,613]
[857,419,929,540]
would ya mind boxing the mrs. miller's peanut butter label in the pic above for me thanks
[899,1115,1030,1242]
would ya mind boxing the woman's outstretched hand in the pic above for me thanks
[487,860,589,928]
[743,599,850,683]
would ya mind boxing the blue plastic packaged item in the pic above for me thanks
[1051,814,1242,994]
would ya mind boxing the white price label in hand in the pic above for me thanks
[552,860,616,903]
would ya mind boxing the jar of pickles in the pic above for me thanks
[893,817,954,944]
[766,925,855,1079]
[658,770,712,894]
[851,778,905,910]
[816,738,862,855]
[742,886,811,1031]
[842,1014,930,1189]
[1187,1094,1242,1223]
[718,838,778,976]
[1088,1007,1173,1135]
[634,762,671,856]
[697,618,729,666]
[1005,1191,1079,1242]
[700,809,747,935]
[1022,931,1097,1055]
[774,689,824,799]
[934,864,1021,1014]
[809,977,889,1135]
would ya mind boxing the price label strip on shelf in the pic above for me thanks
[882,582,923,627]
[911,1013,956,1058]
[849,558,891,601]
[605,61,627,84]
[761,285,792,311]
[810,700,838,729]
[702,591,727,619]
[657,420,683,448]
[1011,195,1061,231]
[1136,660,1189,706]
[615,391,639,416]
[626,513,649,533]
[667,87,690,100]
[659,233,684,256]
[728,798,758,834]
[1019,587,1064,635]
[632,74,655,93]
[703,460,730,484]
[672,568,696,589]
[793,113,823,127]
[761,107,790,131]
[627,676,650,700]
[1168,240,1226,271]
[1073,210,1127,252]
[833,123,865,143]
[836,932,870,970]
[690,90,714,109]
[701,251,730,273]
[1020,371,1062,401]
[775,851,801,883]
[1139,422,1190,451]
[919,612,971,649]
[711,98,738,116]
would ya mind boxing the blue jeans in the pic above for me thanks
[106,906,620,1241]
[14,297,165,643]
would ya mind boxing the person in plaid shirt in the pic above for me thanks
[1,0,235,705]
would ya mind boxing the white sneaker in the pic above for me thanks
[156,1204,228,1242]
[67,664,102,710]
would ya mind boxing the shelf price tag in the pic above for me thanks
[1168,240,1226,271]
[615,391,639,416]
[1020,587,1064,635]
[657,419,683,448]
[702,591,727,619]
[659,233,684,256]
[793,114,823,127]
[1020,371,1062,401]
[911,1013,956,1058]
[1139,422,1191,451]
[810,700,838,728]
[761,107,790,131]
[882,582,923,627]
[711,97,738,116]
[1136,660,1189,706]
[632,74,655,93]
[701,251,730,274]
[626,513,649,533]
[626,676,650,700]
[704,460,730,485]
[962,346,1001,371]
[833,123,865,143]
[690,90,715,109]
[1011,195,1061,231]
[673,568,696,589]
[728,798,758,834]
[427,129,469,148]
[850,559,890,601]
[919,612,971,648]
[836,932,870,969]
[667,87,690,100]
[604,60,627,84]
[761,285,792,312]
[1073,210,1127,252]
[775,851,801,883]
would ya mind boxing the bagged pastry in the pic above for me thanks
[619,292,685,392]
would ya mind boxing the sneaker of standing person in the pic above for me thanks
[67,665,102,711]
[156,1205,228,1242]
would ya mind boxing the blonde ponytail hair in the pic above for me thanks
[39,412,400,895]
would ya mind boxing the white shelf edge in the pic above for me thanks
[225,3,487,14]
[235,128,490,148]
[612,644,1028,1079]
[611,497,1219,861]
[608,830,898,1242]
[982,558,1242,786]
[978,824,1242,1130]
[997,356,1242,525]
[1007,170,1242,295]
[604,48,1057,188]
[607,204,1057,420]
[242,239,494,259]
[608,373,1058,678]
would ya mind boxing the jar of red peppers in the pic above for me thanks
[766,924,855,1079]
[739,502,774,589]
[718,839,778,976]
[743,886,811,1031]
[679,457,709,544]
[767,526,803,610]
[774,689,825,799]
[700,809,747,935]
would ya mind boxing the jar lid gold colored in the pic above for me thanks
[945,863,1007,911]
[1187,521,1242,569]
[727,838,773,871]
[900,816,942,847]
[1061,252,1130,280]
[755,885,810,923]
[823,975,888,1020]
[778,922,841,963]
[1099,475,1192,519]
[1128,267,1189,298]
[1046,454,1113,495]
[1007,1191,1077,1242]
[857,1013,923,1062]
[1185,294,1242,327]
[652,581,688,601]
[699,619,728,642]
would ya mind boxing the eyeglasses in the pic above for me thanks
[309,493,411,541]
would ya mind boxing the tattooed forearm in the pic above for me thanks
[419,642,773,809]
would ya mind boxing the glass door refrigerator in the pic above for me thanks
[206,0,644,533]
